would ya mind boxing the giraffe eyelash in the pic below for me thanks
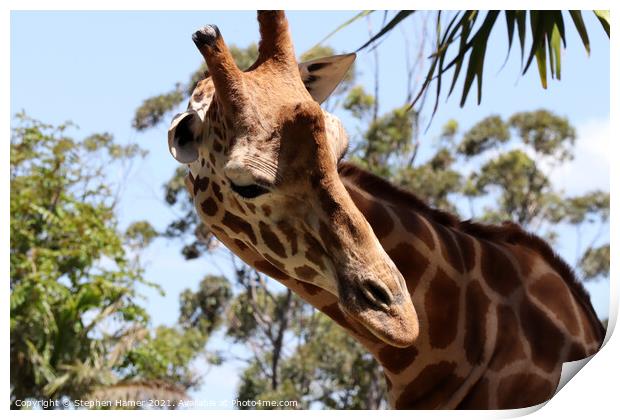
[229,181,270,199]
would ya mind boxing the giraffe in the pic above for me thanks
[167,11,605,409]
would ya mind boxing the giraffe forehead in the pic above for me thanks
[189,78,346,182]
[189,78,215,119]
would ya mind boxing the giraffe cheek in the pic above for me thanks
[200,197,219,218]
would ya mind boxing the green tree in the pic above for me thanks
[235,309,387,409]
[10,114,226,409]
[448,111,609,277]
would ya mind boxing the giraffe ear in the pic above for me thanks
[168,110,203,163]
[298,53,356,104]
[322,110,349,164]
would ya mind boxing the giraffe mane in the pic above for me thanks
[338,161,605,343]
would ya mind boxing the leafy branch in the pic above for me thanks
[320,10,610,116]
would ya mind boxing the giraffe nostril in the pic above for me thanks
[360,281,393,310]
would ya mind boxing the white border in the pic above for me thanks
[3,1,616,418]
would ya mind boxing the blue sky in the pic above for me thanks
[11,11,610,407]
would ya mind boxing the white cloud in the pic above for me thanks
[550,117,610,195]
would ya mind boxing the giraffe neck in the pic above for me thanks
[337,162,604,409]
[339,164,481,408]
[187,153,603,409]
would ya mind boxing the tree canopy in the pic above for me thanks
[10,114,230,409]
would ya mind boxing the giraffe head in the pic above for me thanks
[168,11,418,347]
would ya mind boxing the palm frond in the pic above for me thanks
[324,10,610,115]
[593,10,610,36]
[356,11,415,51]
[314,10,374,48]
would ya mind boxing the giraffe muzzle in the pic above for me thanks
[338,272,419,348]
[359,280,394,311]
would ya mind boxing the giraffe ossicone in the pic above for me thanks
[168,11,604,409]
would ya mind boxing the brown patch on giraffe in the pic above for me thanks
[192,90,204,102]
[457,377,489,409]
[454,232,476,273]
[208,98,218,114]
[193,174,209,196]
[520,296,565,373]
[297,280,322,296]
[233,239,248,251]
[209,152,216,166]
[464,281,491,365]
[200,197,218,217]
[295,279,322,296]
[212,124,223,140]
[211,224,225,234]
[304,232,326,270]
[377,345,418,374]
[318,220,334,250]
[567,341,588,361]
[425,268,460,349]
[496,373,553,408]
[394,361,463,409]
[506,244,534,278]
[347,187,394,239]
[201,158,206,167]
[393,208,435,250]
[213,139,223,153]
[211,182,223,202]
[225,115,234,131]
[261,205,272,217]
[386,242,428,292]
[254,259,287,280]
[305,249,326,271]
[277,221,298,255]
[222,211,257,245]
[246,203,256,213]
[263,254,287,273]
[529,273,580,336]
[434,223,465,274]
[489,304,526,371]
[295,265,320,281]
[309,171,321,190]
[259,221,287,258]
[480,241,520,297]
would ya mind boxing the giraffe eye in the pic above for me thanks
[229,181,270,199]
